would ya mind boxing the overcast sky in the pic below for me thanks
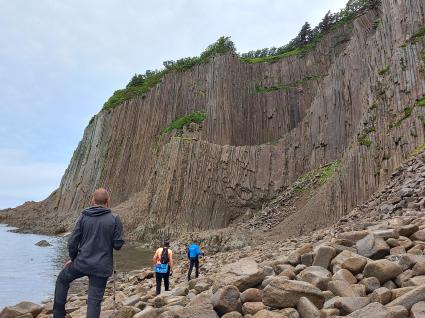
[0,0,347,209]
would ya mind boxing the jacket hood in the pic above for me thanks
[82,206,111,217]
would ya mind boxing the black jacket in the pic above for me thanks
[68,206,125,277]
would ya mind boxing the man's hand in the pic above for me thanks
[64,260,72,268]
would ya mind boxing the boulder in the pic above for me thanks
[213,258,265,292]
[345,302,388,317]
[331,251,368,268]
[390,287,415,300]
[222,312,242,318]
[252,309,285,318]
[369,287,392,305]
[262,277,324,309]
[359,277,380,293]
[334,297,370,315]
[300,253,314,267]
[386,284,425,310]
[320,308,340,317]
[279,308,300,317]
[241,302,266,315]
[296,296,320,318]
[312,246,336,269]
[296,266,332,290]
[411,301,425,318]
[122,294,142,307]
[35,240,51,247]
[413,262,425,276]
[0,301,43,318]
[171,286,189,297]
[386,305,409,317]
[211,285,241,316]
[411,230,425,242]
[356,234,390,260]
[274,265,295,279]
[333,269,357,284]
[240,288,262,303]
[327,280,358,297]
[363,260,403,283]
[397,225,419,237]
[341,257,367,274]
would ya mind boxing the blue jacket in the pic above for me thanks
[187,243,203,259]
[68,206,125,277]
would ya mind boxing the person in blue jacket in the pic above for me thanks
[187,240,204,280]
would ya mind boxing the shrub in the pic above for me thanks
[162,111,207,135]
[239,0,372,64]
[102,37,235,111]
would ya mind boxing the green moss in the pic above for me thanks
[416,97,425,107]
[391,107,414,128]
[358,134,372,147]
[162,111,207,135]
[378,65,390,76]
[409,142,425,158]
[410,26,425,44]
[255,75,322,93]
[292,160,341,193]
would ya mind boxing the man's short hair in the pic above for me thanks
[93,188,109,205]
[163,240,170,247]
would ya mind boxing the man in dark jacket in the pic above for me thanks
[53,188,124,318]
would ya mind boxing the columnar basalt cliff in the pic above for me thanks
[2,0,425,243]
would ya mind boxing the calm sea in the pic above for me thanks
[0,224,152,308]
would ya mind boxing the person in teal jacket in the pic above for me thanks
[187,240,204,280]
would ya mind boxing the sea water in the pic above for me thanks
[0,224,152,308]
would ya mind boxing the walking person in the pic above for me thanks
[187,240,204,280]
[153,240,174,295]
[53,188,125,318]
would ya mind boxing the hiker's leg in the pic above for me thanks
[53,265,83,318]
[86,275,108,318]
[164,272,170,291]
[155,273,162,295]
[195,259,200,278]
[188,259,194,280]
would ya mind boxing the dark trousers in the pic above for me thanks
[188,258,199,280]
[155,271,170,295]
[53,264,108,318]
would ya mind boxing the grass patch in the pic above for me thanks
[378,65,390,76]
[358,134,372,147]
[292,160,341,193]
[161,111,207,135]
[416,97,425,107]
[240,48,304,64]
[103,71,165,111]
[409,142,425,158]
[393,107,414,127]
[255,75,322,93]
[410,26,425,44]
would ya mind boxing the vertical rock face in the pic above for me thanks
[2,1,425,241]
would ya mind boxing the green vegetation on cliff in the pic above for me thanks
[102,37,235,111]
[240,0,379,63]
[162,111,207,135]
[101,0,381,111]
[292,159,341,193]
[255,75,322,93]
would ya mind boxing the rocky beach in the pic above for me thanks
[3,151,425,317]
